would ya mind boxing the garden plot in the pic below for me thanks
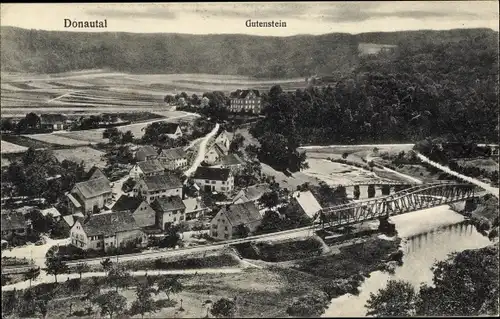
[1,140,28,154]
[53,130,108,144]
[53,147,106,170]
[25,133,95,146]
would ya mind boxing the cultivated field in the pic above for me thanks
[0,140,28,154]
[52,147,106,170]
[1,71,308,117]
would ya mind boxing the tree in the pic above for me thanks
[365,279,417,317]
[258,190,280,209]
[229,133,244,154]
[24,267,40,288]
[157,276,183,301]
[233,224,250,239]
[342,152,349,159]
[25,112,41,128]
[130,279,157,319]
[415,245,499,316]
[122,130,134,143]
[45,256,69,283]
[75,262,90,280]
[100,258,113,271]
[211,298,236,318]
[107,265,132,292]
[92,290,127,319]
[103,127,120,139]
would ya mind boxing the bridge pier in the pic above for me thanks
[378,216,397,237]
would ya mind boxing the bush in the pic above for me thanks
[286,291,329,317]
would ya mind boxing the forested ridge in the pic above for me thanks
[1,26,497,79]
[251,31,499,150]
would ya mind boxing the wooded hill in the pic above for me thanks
[1,26,497,78]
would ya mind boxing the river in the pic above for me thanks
[322,205,493,317]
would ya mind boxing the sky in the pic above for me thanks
[1,2,498,36]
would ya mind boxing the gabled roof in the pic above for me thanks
[292,191,322,219]
[208,143,227,157]
[80,211,140,237]
[218,202,262,227]
[159,147,187,161]
[62,213,84,228]
[1,211,26,231]
[152,196,185,213]
[137,160,165,174]
[40,114,67,125]
[72,177,112,199]
[112,195,143,212]
[164,123,181,134]
[183,197,208,213]
[220,153,244,166]
[233,183,271,203]
[135,146,158,158]
[87,166,107,181]
[231,89,261,99]
[193,167,231,181]
[40,207,61,218]
[141,173,183,191]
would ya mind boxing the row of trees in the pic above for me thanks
[6,255,238,319]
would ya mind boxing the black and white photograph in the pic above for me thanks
[0,2,499,318]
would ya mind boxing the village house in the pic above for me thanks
[229,89,262,114]
[214,130,231,151]
[39,114,68,131]
[210,202,262,240]
[291,191,322,221]
[135,145,158,162]
[193,167,234,194]
[182,197,210,222]
[66,177,112,214]
[158,147,189,170]
[129,159,166,180]
[134,173,183,203]
[151,196,186,230]
[232,183,271,207]
[1,211,29,240]
[164,123,183,139]
[112,195,156,228]
[69,211,148,251]
[213,153,245,173]
[40,207,61,222]
[204,143,227,165]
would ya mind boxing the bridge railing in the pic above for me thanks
[320,182,477,216]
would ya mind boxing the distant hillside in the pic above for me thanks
[1,27,497,78]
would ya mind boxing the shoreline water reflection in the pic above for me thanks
[322,205,492,317]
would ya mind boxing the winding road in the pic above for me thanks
[416,152,499,198]
[184,123,220,177]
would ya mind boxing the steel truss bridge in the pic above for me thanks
[317,181,480,230]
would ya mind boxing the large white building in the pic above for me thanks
[229,90,262,114]
[193,167,234,194]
